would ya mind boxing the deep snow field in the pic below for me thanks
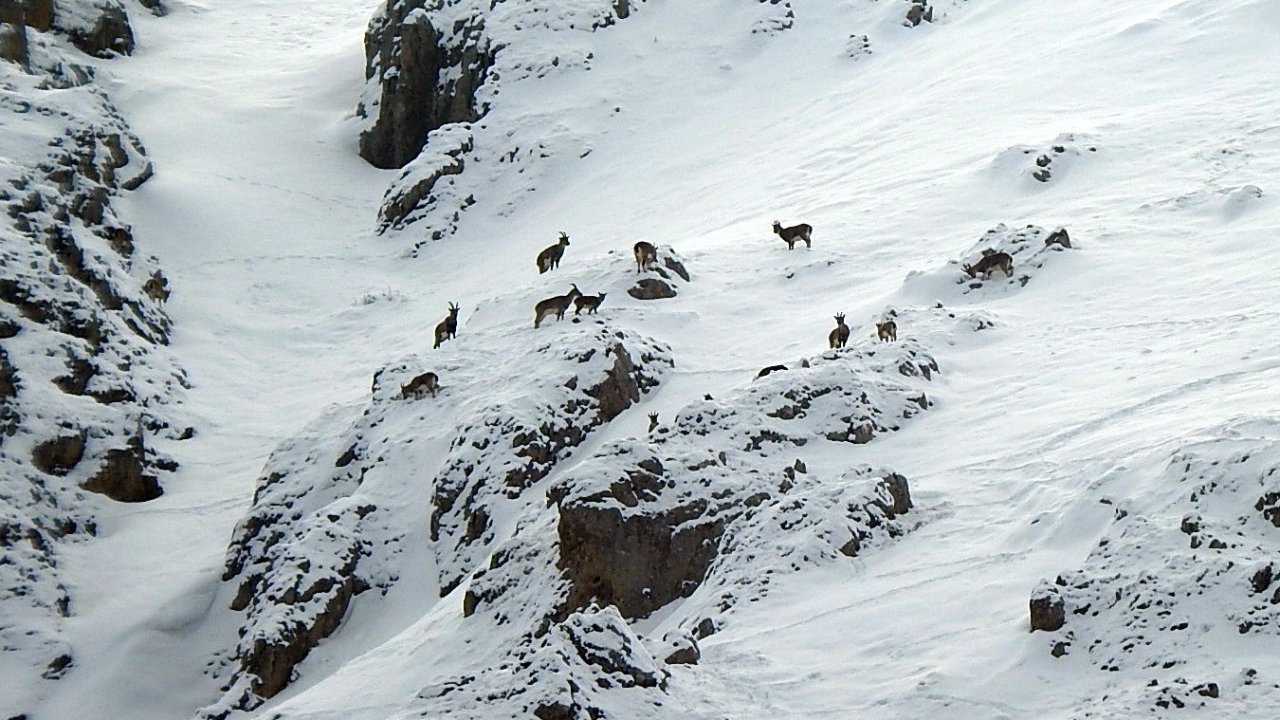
[9,0,1280,718]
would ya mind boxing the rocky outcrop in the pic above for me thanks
[209,322,672,716]
[430,329,671,596]
[1032,420,1280,713]
[0,0,29,67]
[358,0,490,169]
[359,0,640,247]
[628,245,690,300]
[54,0,134,57]
[445,340,934,718]
[0,5,181,714]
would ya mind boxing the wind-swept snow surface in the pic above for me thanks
[7,0,1280,718]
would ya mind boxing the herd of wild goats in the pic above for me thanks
[403,221,1026,401]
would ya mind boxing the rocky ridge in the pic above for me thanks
[0,2,183,717]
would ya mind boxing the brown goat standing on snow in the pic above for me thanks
[536,232,571,274]
[828,313,850,349]
[433,302,460,349]
[634,241,657,273]
[534,284,582,328]
[773,220,812,250]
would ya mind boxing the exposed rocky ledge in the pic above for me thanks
[207,321,672,716]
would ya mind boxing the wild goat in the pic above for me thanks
[963,251,1014,280]
[828,313,850,349]
[433,302,460,349]
[534,284,581,328]
[876,320,897,342]
[574,292,607,315]
[648,413,659,433]
[536,232,571,274]
[400,371,439,399]
[773,220,812,250]
[634,241,657,273]
[757,364,788,378]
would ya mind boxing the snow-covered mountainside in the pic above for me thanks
[1,1,186,714]
[4,0,1280,718]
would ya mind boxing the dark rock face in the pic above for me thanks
[81,431,163,503]
[21,0,52,31]
[31,432,86,476]
[432,334,671,596]
[1029,584,1065,632]
[904,0,933,26]
[0,0,28,67]
[628,278,676,300]
[358,0,491,169]
[60,1,135,57]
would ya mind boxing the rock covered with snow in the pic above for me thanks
[208,321,672,715]
[0,5,182,716]
[440,340,933,716]
[1033,419,1280,715]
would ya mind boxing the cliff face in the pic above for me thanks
[0,4,184,716]
[356,0,639,244]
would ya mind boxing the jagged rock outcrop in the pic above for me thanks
[359,0,640,247]
[208,322,672,716]
[441,340,935,717]
[1031,419,1280,714]
[0,5,181,715]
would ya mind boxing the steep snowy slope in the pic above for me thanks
[9,0,1280,718]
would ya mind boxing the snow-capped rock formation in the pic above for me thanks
[0,3,182,717]
[1032,419,1280,715]
[208,321,672,714]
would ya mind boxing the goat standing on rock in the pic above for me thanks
[536,232,571,274]
[534,284,581,328]
[634,241,657,273]
[434,302,460,349]
[773,220,812,250]
[828,313,850,349]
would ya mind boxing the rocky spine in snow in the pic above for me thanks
[445,341,935,716]
[206,323,672,716]
[1,2,185,716]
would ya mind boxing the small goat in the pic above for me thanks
[573,292,607,315]
[757,364,788,378]
[534,284,581,328]
[433,302,460,349]
[401,371,439,399]
[962,251,1014,280]
[828,313,850,349]
[536,232,571,274]
[876,320,897,342]
[772,220,812,250]
[634,241,657,273]
[648,413,659,433]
